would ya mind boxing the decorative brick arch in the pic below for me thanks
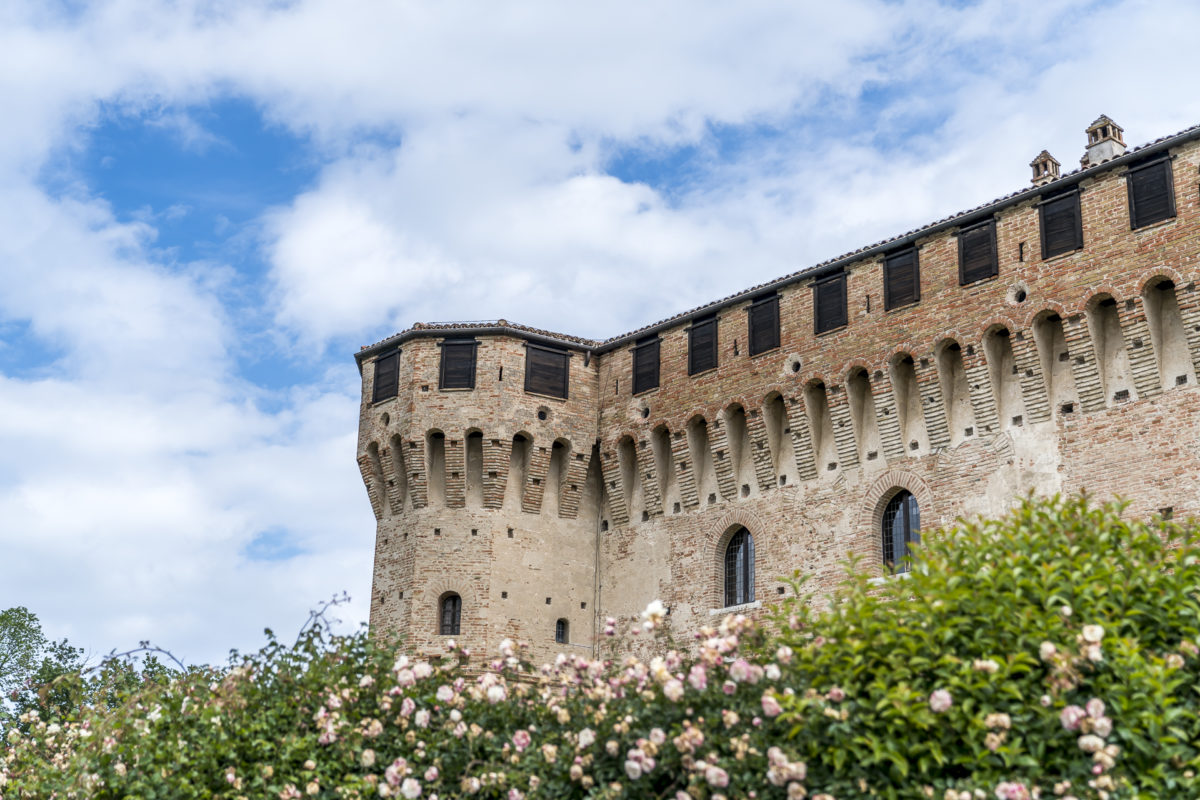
[705,507,768,610]
[1021,301,1069,330]
[425,578,479,637]
[1138,267,1187,296]
[859,470,935,570]
[977,314,1019,339]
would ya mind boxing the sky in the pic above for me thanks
[2,0,1199,667]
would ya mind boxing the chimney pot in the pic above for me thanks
[1081,114,1125,167]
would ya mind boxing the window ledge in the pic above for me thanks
[632,386,660,397]
[883,299,920,314]
[688,366,718,378]
[814,325,847,338]
[958,274,999,290]
[523,390,569,402]
[748,346,780,360]
[1040,247,1083,264]
[709,600,762,616]
[868,570,913,586]
[438,387,475,392]
[1132,216,1177,233]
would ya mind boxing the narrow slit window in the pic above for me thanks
[747,292,781,355]
[883,248,920,309]
[439,339,478,389]
[1039,189,1083,259]
[372,350,400,402]
[524,343,570,399]
[688,315,718,375]
[813,272,847,334]
[958,219,998,285]
[632,336,660,394]
[1127,157,1176,229]
[439,594,461,636]
[723,527,755,607]
[882,490,920,573]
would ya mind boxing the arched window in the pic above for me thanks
[555,618,569,644]
[439,594,461,635]
[724,527,755,607]
[882,490,921,572]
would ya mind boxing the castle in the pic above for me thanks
[356,116,1200,663]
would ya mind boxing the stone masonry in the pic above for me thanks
[355,117,1200,665]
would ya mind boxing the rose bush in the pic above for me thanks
[4,494,1200,799]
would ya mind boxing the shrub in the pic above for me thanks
[4,494,1200,799]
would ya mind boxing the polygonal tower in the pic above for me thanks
[355,322,603,664]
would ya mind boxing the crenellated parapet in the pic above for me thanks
[356,117,1200,662]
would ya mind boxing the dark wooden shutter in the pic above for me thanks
[958,220,998,285]
[747,293,780,355]
[1128,158,1175,229]
[813,273,847,334]
[439,340,477,389]
[883,249,920,309]
[632,337,660,394]
[372,351,399,402]
[1040,189,1083,258]
[524,344,570,398]
[688,316,718,375]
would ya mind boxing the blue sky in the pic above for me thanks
[2,0,1198,665]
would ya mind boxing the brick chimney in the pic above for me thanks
[1081,115,1125,168]
[1030,150,1060,186]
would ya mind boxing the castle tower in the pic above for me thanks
[356,323,603,663]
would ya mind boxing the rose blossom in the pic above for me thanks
[929,689,952,713]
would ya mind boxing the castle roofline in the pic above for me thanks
[356,120,1200,366]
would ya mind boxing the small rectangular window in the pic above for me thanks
[747,293,780,355]
[883,248,920,309]
[439,339,478,389]
[688,315,718,375]
[631,336,660,394]
[958,219,998,285]
[1127,157,1176,229]
[813,272,847,334]
[372,350,400,402]
[1039,188,1083,259]
[524,343,570,399]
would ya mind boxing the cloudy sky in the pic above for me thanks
[2,0,1198,665]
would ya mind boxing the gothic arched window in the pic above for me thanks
[555,618,569,644]
[439,593,461,636]
[724,527,755,607]
[882,490,921,572]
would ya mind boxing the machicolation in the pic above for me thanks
[355,116,1200,663]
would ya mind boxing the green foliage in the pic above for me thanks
[5,494,1200,799]
[0,608,49,698]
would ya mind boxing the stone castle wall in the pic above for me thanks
[357,125,1200,665]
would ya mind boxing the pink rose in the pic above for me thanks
[928,689,952,713]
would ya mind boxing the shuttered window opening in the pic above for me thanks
[1127,157,1176,230]
[813,272,848,334]
[372,350,400,403]
[631,336,660,394]
[958,219,998,285]
[747,293,781,355]
[524,343,571,399]
[688,315,718,375]
[439,339,478,390]
[1039,189,1083,259]
[883,248,920,310]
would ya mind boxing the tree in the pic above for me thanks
[0,607,48,697]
